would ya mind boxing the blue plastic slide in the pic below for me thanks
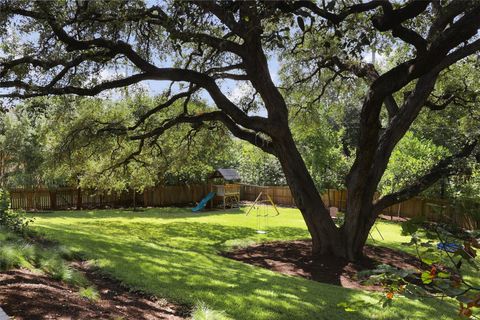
[192,192,216,212]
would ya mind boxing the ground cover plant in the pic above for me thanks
[358,219,480,318]
[0,226,90,290]
[28,206,478,320]
[0,226,188,319]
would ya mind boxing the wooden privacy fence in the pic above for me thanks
[9,184,209,210]
[382,197,479,230]
[9,187,142,210]
[240,185,479,230]
[142,184,209,207]
[240,185,347,208]
[8,184,479,229]
[241,184,296,206]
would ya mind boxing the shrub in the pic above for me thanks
[40,256,73,281]
[38,252,89,286]
[0,244,22,270]
[68,270,90,287]
[0,188,33,234]
[190,302,232,320]
[0,227,17,242]
[79,286,100,302]
[19,242,36,261]
[56,245,76,260]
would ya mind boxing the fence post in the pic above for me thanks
[421,198,426,218]
[49,190,57,210]
[26,191,33,210]
[9,191,14,210]
[143,188,148,207]
[76,187,82,210]
[340,190,344,211]
[291,187,294,206]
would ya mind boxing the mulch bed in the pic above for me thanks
[223,240,426,291]
[0,261,188,320]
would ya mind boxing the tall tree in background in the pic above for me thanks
[1,1,480,260]
[36,95,237,190]
[0,107,46,189]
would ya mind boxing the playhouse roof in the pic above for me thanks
[209,168,241,181]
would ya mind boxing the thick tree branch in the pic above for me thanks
[427,1,474,39]
[391,25,427,53]
[433,38,480,74]
[2,3,272,138]
[212,73,249,80]
[143,5,245,56]
[193,1,246,37]
[375,37,480,170]
[275,0,387,24]
[374,140,478,213]
[384,95,400,119]
[371,1,431,31]
[205,63,245,75]
[129,111,274,154]
[0,62,271,137]
[278,0,430,54]
[348,5,480,193]
[330,58,399,118]
[0,73,151,98]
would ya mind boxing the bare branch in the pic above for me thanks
[425,95,456,111]
[129,86,200,131]
[100,140,146,174]
[212,73,249,80]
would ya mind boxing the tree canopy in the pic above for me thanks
[1,0,480,260]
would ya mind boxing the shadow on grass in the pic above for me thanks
[30,207,245,220]
[33,222,350,319]
[31,218,457,320]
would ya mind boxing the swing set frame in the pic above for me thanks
[245,192,280,216]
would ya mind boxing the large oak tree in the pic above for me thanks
[1,0,480,260]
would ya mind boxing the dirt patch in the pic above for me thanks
[223,240,425,291]
[0,262,188,320]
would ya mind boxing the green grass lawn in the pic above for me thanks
[28,207,464,320]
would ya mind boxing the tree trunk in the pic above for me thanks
[274,130,375,261]
[342,204,376,260]
[273,132,345,255]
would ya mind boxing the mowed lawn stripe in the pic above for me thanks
[30,208,458,320]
